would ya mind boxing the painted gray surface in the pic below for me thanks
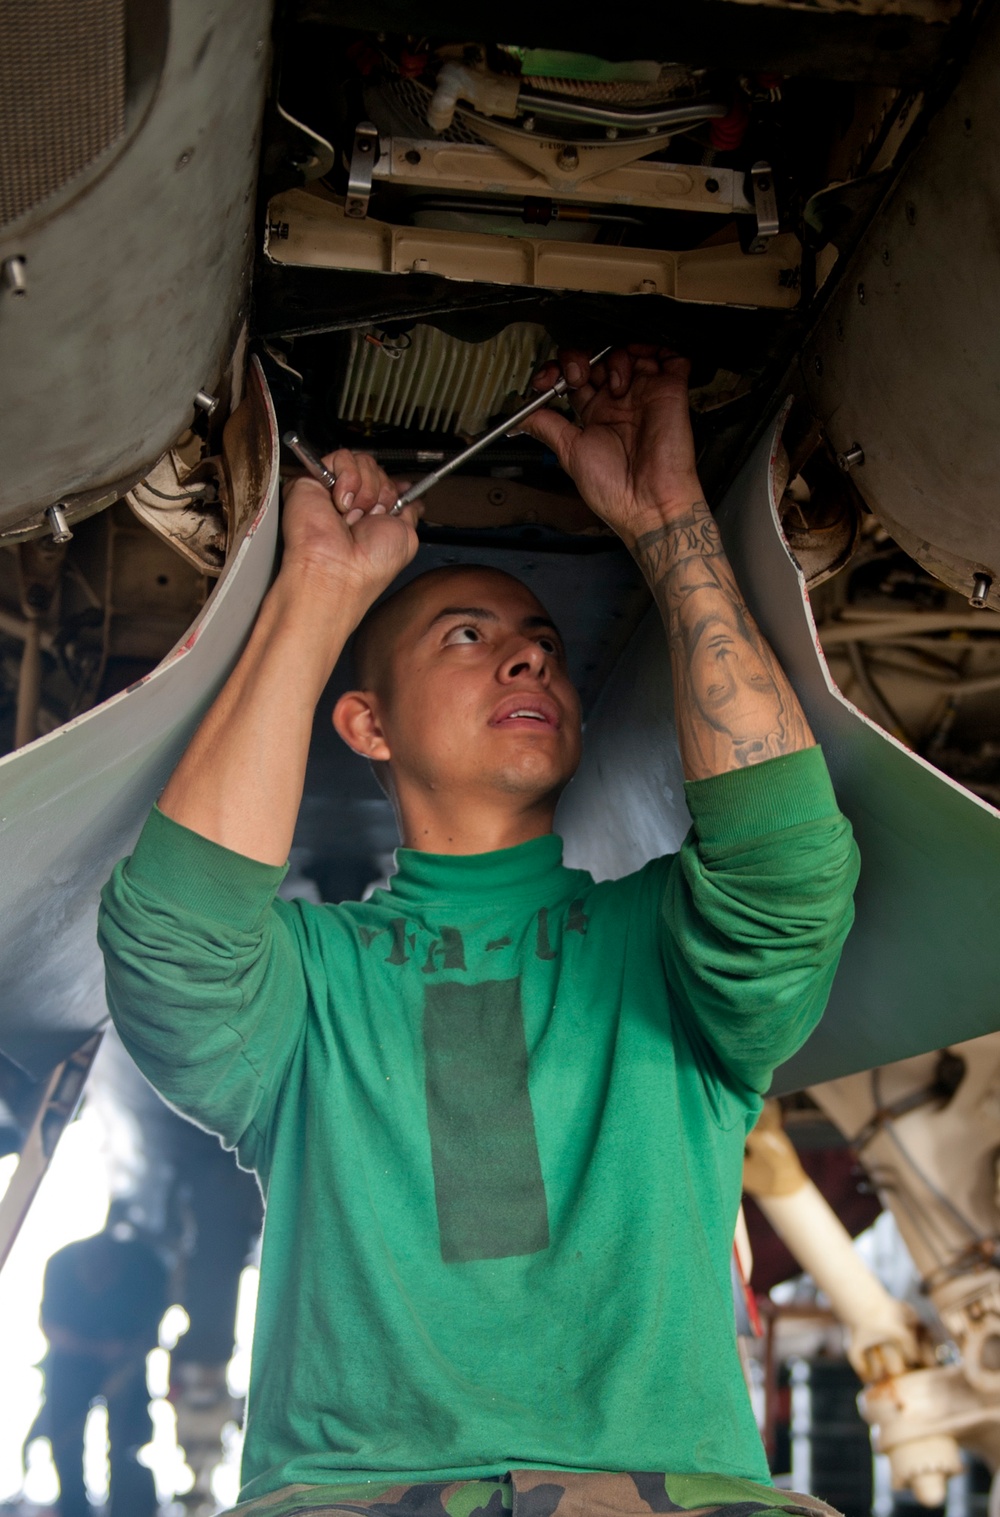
[803,0,1000,609]
[0,371,279,1076]
[559,409,1000,1092]
[0,0,271,532]
[558,611,690,878]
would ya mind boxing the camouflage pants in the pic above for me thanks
[220,1469,842,1517]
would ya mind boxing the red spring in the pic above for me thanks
[709,94,751,153]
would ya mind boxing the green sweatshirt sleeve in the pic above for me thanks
[97,806,308,1164]
[660,746,860,1095]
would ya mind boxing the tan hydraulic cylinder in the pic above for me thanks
[744,1102,921,1379]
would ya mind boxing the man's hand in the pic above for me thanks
[282,447,420,608]
[158,447,420,862]
[519,346,701,543]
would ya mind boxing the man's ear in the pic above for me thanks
[332,691,392,763]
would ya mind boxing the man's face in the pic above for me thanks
[374,569,582,808]
[689,615,785,744]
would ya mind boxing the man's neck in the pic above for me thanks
[394,789,557,856]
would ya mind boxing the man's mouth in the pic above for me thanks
[489,695,560,729]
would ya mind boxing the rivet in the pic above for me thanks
[45,504,73,543]
[2,256,27,295]
[971,572,993,608]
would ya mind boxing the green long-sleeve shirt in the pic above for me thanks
[98,746,858,1505]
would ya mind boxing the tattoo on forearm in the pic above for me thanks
[634,500,813,778]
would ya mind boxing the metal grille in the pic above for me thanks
[522,73,697,105]
[378,76,486,144]
[338,323,556,438]
[0,0,127,228]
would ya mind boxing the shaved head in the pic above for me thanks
[352,564,548,702]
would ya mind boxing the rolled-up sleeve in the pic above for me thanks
[98,805,308,1164]
[661,746,860,1095]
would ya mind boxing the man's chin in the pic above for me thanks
[483,756,577,802]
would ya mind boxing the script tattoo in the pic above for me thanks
[634,500,812,778]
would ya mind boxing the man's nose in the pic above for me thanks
[499,640,548,682]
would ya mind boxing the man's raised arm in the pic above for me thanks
[524,346,856,1094]
[158,451,419,864]
[522,345,814,780]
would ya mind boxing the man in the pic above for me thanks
[98,347,859,1517]
[32,1212,166,1517]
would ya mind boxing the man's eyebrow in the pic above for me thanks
[426,606,501,628]
[523,614,563,640]
[424,606,564,642]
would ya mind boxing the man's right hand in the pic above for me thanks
[281,448,420,609]
[157,447,420,862]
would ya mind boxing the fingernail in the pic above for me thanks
[611,372,623,394]
[371,503,386,515]
[343,491,355,510]
[566,363,583,386]
[345,508,363,526]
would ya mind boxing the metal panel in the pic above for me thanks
[0,0,271,533]
[558,405,1000,1091]
[0,0,126,228]
[338,322,555,436]
[804,0,1000,610]
[0,363,279,1076]
[266,188,803,308]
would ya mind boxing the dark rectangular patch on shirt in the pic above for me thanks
[423,977,550,1263]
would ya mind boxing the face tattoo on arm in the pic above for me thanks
[634,500,814,779]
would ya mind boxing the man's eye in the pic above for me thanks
[538,636,559,655]
[444,624,481,645]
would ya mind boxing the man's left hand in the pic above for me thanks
[518,345,702,545]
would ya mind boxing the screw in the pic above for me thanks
[837,444,865,472]
[835,320,845,341]
[176,149,193,170]
[881,246,891,265]
[857,282,866,304]
[557,146,579,170]
[411,257,430,272]
[521,115,536,133]
[404,148,422,165]
[2,256,27,295]
[705,178,719,194]
[638,278,657,293]
[813,355,823,375]
[45,504,73,544]
[971,572,993,608]
[905,201,917,226]
[756,174,771,193]
[487,487,507,506]
[194,390,219,415]
[605,126,619,140]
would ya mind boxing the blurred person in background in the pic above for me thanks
[29,1203,167,1517]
